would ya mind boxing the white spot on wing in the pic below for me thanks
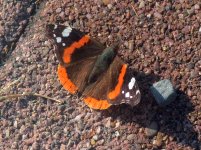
[136,90,140,95]
[62,27,72,37]
[56,37,62,43]
[128,77,136,90]
[62,43,66,46]
[125,92,130,98]
[53,34,56,37]
[130,96,133,98]
[122,91,124,94]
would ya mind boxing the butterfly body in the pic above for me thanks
[46,24,141,110]
[88,45,117,84]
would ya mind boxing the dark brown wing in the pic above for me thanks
[57,56,97,94]
[82,56,141,110]
[46,24,105,67]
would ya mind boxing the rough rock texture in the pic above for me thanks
[0,0,35,64]
[150,79,177,106]
[0,0,200,149]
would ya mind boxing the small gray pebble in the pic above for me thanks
[127,134,136,141]
[150,79,177,106]
[56,8,62,13]
[139,1,145,9]
[145,121,159,137]
[107,4,112,9]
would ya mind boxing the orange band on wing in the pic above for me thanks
[63,35,90,63]
[108,64,127,100]
[83,97,111,110]
[57,64,78,94]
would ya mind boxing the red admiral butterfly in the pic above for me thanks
[46,24,141,110]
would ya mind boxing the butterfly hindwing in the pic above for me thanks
[108,68,141,107]
[82,56,141,110]
[57,56,98,94]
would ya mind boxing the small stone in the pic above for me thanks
[16,57,20,61]
[194,4,200,10]
[15,134,22,141]
[131,144,141,150]
[187,89,192,97]
[154,12,162,19]
[11,142,18,149]
[187,63,194,69]
[93,135,99,141]
[60,144,66,150]
[145,121,159,137]
[178,14,184,19]
[27,7,33,14]
[5,129,10,138]
[110,121,116,128]
[97,139,105,145]
[190,70,199,78]
[139,128,143,133]
[165,5,171,11]
[20,20,27,26]
[139,1,145,9]
[107,4,112,9]
[105,118,115,128]
[96,126,101,134]
[14,120,18,128]
[163,135,168,141]
[22,134,28,140]
[58,105,65,112]
[32,141,40,149]
[150,79,177,106]
[128,40,134,52]
[187,8,194,15]
[69,15,74,21]
[53,132,61,139]
[102,0,110,5]
[86,14,92,19]
[153,139,162,147]
[91,139,96,145]
[124,41,129,48]
[20,126,26,134]
[127,134,136,141]
[56,8,62,13]
[154,60,160,71]
[154,132,163,147]
[74,114,84,121]
[141,144,146,149]
[147,14,152,18]
[115,120,121,128]
[199,27,201,33]
[115,131,120,137]
[162,46,168,51]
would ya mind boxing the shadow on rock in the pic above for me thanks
[101,71,200,149]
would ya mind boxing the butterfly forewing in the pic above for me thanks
[46,24,105,66]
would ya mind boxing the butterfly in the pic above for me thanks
[46,24,141,110]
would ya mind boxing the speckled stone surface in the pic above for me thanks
[0,0,201,149]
